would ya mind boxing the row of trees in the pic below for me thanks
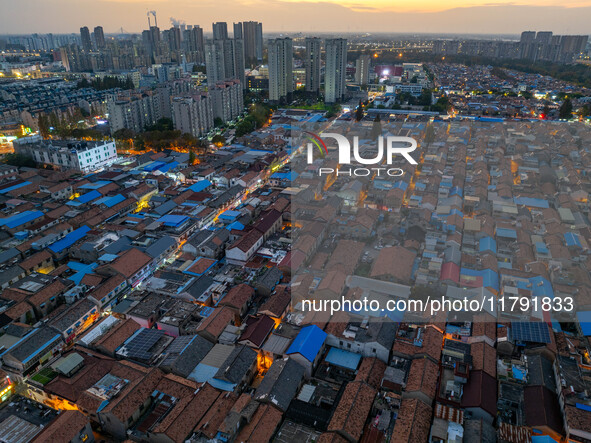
[235,103,273,138]
[113,118,207,154]
[37,108,104,139]
[3,153,36,168]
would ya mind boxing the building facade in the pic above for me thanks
[268,38,293,103]
[14,138,117,172]
[325,38,347,103]
[171,93,214,137]
[107,90,163,134]
[210,79,244,123]
[305,37,321,95]
[355,54,371,85]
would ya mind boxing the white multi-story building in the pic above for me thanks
[355,54,371,86]
[107,90,163,134]
[305,37,322,94]
[210,79,244,123]
[14,138,118,172]
[205,38,245,88]
[205,39,227,86]
[268,38,293,103]
[171,93,214,137]
[325,38,347,103]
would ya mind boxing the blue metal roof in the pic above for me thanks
[188,363,217,383]
[270,172,298,180]
[49,225,91,253]
[460,268,499,291]
[449,186,463,197]
[188,362,238,391]
[158,161,179,173]
[496,228,517,239]
[67,261,91,271]
[219,210,241,220]
[76,190,102,204]
[477,116,505,122]
[535,242,549,254]
[565,232,582,248]
[188,180,212,193]
[67,262,98,285]
[576,403,591,412]
[143,161,166,172]
[0,210,43,229]
[578,311,591,336]
[303,114,323,123]
[286,325,327,362]
[530,276,553,298]
[0,181,32,194]
[98,253,119,262]
[94,194,125,208]
[156,214,189,227]
[479,236,497,253]
[227,221,244,231]
[325,347,361,370]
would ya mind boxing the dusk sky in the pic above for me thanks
[1,0,591,35]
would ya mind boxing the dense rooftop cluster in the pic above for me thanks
[0,61,590,443]
[282,113,591,443]
[430,63,591,119]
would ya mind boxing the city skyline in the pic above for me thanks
[1,1,591,35]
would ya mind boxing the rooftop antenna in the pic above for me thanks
[147,11,151,28]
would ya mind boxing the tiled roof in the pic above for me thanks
[109,248,152,278]
[31,410,90,442]
[405,358,439,401]
[235,402,283,442]
[219,283,254,310]
[461,370,498,418]
[392,398,433,443]
[354,357,387,390]
[327,381,377,442]
[470,341,497,378]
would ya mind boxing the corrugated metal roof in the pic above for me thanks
[286,325,327,362]
[51,352,84,375]
[76,190,102,204]
[49,225,91,253]
[324,347,362,370]
[0,210,43,229]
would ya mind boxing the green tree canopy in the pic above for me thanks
[559,99,573,119]
[3,153,36,168]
